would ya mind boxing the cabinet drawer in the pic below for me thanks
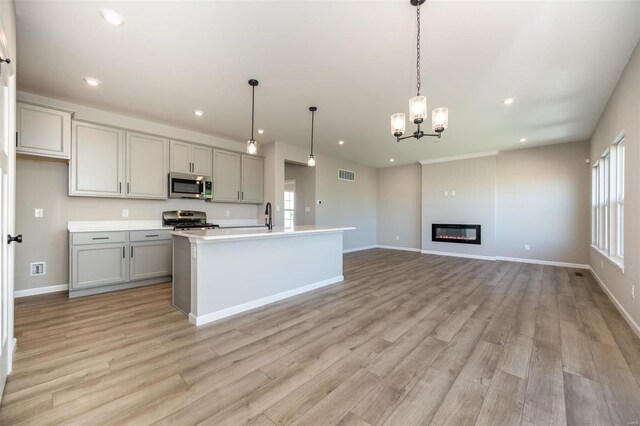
[129,230,171,242]
[72,232,127,245]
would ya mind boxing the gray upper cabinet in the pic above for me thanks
[170,140,212,176]
[213,149,241,202]
[241,154,264,203]
[17,101,73,159]
[70,121,125,197]
[126,132,168,199]
[192,144,213,176]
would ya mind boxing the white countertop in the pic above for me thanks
[67,219,265,233]
[68,220,171,233]
[170,225,355,241]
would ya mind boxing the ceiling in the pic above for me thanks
[15,0,640,168]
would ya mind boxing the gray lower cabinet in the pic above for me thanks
[130,240,172,280]
[69,230,172,297]
[71,243,128,289]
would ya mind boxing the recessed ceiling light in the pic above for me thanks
[257,129,264,134]
[100,9,124,26]
[519,138,527,143]
[338,140,344,145]
[83,77,100,87]
[389,158,395,162]
[193,110,204,117]
[502,97,515,105]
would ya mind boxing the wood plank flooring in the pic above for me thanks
[2,249,640,425]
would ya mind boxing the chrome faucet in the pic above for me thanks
[264,202,273,230]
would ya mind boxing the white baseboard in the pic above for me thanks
[375,245,421,252]
[14,284,68,298]
[189,275,344,326]
[420,250,496,261]
[343,245,376,253]
[589,267,640,339]
[495,256,589,269]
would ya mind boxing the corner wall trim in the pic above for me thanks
[343,245,376,253]
[189,275,344,326]
[376,245,421,252]
[14,284,68,298]
[420,250,496,261]
[495,256,589,269]
[589,267,640,339]
[419,150,499,165]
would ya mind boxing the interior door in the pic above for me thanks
[0,35,16,397]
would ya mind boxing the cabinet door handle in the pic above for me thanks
[241,191,244,201]
[145,234,159,238]
[127,183,130,194]
[122,247,125,258]
[15,131,19,147]
[131,246,134,258]
[92,237,109,240]
[119,182,122,193]
[237,191,240,200]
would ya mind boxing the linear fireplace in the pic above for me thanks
[432,224,481,245]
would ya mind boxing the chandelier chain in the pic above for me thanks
[416,3,421,96]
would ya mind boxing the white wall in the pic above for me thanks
[376,142,591,265]
[589,40,640,330]
[421,155,497,258]
[376,163,421,250]
[263,141,377,251]
[497,141,590,264]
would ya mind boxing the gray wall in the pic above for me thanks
[284,162,316,226]
[376,163,421,250]
[589,41,640,328]
[497,141,590,264]
[421,155,497,257]
[263,141,377,251]
[15,157,258,291]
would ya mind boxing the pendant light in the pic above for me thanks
[247,79,259,155]
[307,106,317,167]
[391,0,449,142]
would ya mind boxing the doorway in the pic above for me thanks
[284,161,316,228]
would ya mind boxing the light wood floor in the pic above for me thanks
[2,249,640,425]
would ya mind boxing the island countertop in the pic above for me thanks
[169,225,355,242]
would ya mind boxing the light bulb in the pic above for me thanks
[431,107,448,132]
[409,96,427,124]
[390,113,406,137]
[247,139,257,155]
[307,155,316,167]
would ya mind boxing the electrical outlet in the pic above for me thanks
[30,262,46,276]
[305,206,311,213]
[525,244,530,251]
[396,235,400,241]
[225,211,230,217]
[122,209,129,217]
[632,285,635,300]
[444,191,448,197]
[276,205,281,212]
[452,190,456,196]
[34,208,43,218]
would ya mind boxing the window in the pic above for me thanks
[591,132,625,268]
[615,138,625,259]
[284,180,295,230]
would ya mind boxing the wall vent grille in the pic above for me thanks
[338,169,355,182]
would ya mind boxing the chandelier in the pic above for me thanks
[391,0,448,142]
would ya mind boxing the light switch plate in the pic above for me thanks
[225,211,230,217]
[525,244,530,251]
[34,208,43,218]
[452,190,456,196]
[122,209,129,217]
[305,207,311,213]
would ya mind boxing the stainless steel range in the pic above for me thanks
[162,210,219,230]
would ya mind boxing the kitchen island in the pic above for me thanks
[170,225,354,326]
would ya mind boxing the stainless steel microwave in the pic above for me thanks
[168,173,212,200]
